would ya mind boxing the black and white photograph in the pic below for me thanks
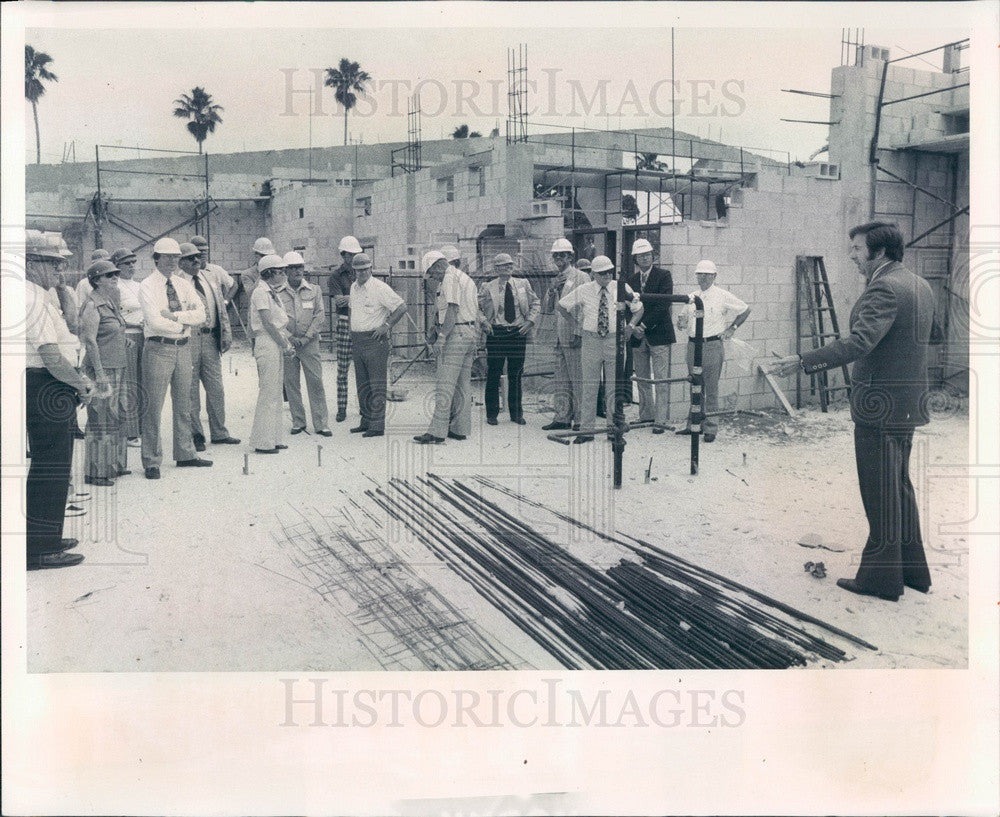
[3,1,998,814]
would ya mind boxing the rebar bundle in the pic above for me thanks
[367,476,876,670]
[276,506,525,671]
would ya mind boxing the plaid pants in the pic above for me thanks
[336,314,352,413]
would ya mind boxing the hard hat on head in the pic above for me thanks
[91,249,111,261]
[189,235,209,249]
[111,248,137,265]
[591,256,615,274]
[631,238,653,256]
[575,258,591,270]
[86,259,119,281]
[283,251,305,267]
[550,237,574,254]
[56,237,73,258]
[440,245,460,262]
[422,250,446,274]
[253,237,276,256]
[338,235,363,254]
[178,242,201,259]
[694,259,718,275]
[26,230,64,261]
[258,254,286,274]
[351,252,373,270]
[153,237,182,255]
[493,253,515,268]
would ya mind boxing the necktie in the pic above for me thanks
[165,278,181,311]
[598,286,609,337]
[504,281,516,323]
[640,270,649,292]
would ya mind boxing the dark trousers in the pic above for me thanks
[25,369,76,553]
[352,331,390,432]
[853,424,931,595]
[485,326,527,420]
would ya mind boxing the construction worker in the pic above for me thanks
[278,251,331,437]
[248,255,293,454]
[479,252,540,425]
[177,242,239,451]
[138,237,210,479]
[558,256,643,444]
[329,235,362,423]
[542,237,590,431]
[676,259,750,443]
[413,250,481,444]
[626,238,676,433]
[110,248,144,445]
[348,252,406,438]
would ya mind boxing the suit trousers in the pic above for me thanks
[285,336,329,431]
[122,330,143,438]
[427,324,476,438]
[633,339,672,425]
[685,339,723,435]
[352,331,390,432]
[141,339,197,469]
[249,333,285,450]
[852,424,931,595]
[580,331,617,433]
[485,326,527,420]
[552,340,583,424]
[25,369,76,553]
[84,366,127,479]
[190,330,230,442]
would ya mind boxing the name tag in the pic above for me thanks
[301,301,314,310]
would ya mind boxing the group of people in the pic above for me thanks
[23,220,936,605]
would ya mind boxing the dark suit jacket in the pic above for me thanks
[626,264,676,347]
[800,261,934,428]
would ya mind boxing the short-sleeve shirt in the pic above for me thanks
[203,262,234,292]
[559,280,641,334]
[683,284,749,338]
[350,277,405,331]
[437,265,479,324]
[248,281,289,334]
[26,280,79,368]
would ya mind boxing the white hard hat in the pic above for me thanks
[253,237,276,255]
[153,237,182,255]
[258,254,286,273]
[283,251,305,266]
[25,230,64,261]
[551,237,574,254]
[694,259,718,275]
[338,235,363,254]
[591,255,615,274]
[57,237,74,258]
[631,238,653,255]
[440,245,460,262]
[493,253,515,267]
[422,250,446,274]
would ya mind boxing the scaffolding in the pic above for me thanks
[506,44,529,145]
[391,96,423,177]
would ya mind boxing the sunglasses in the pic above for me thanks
[97,271,120,280]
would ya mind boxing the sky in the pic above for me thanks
[21,16,971,166]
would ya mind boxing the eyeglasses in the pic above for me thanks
[99,271,120,280]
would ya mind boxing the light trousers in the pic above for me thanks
[285,336,329,431]
[552,341,583,424]
[249,333,286,450]
[685,338,723,435]
[427,324,476,438]
[633,339,672,425]
[84,366,128,478]
[580,331,618,433]
[190,330,230,441]
[141,339,197,468]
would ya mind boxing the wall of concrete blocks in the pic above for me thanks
[268,180,354,269]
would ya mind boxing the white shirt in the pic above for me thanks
[117,277,144,328]
[26,280,79,368]
[249,281,288,334]
[203,262,234,293]
[559,280,640,334]
[139,270,206,339]
[180,269,219,330]
[350,277,404,332]
[682,284,749,338]
[436,265,480,324]
[76,276,93,302]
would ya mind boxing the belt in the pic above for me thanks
[690,335,722,343]
[491,324,519,330]
[200,326,216,334]
[147,336,188,346]
[455,321,476,326]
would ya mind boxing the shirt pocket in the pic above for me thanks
[300,299,315,311]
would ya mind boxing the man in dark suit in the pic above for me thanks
[773,222,935,602]
[626,239,676,433]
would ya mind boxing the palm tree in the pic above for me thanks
[452,124,482,139]
[25,45,58,165]
[172,87,224,153]
[324,58,372,146]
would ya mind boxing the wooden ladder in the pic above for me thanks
[795,256,851,411]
